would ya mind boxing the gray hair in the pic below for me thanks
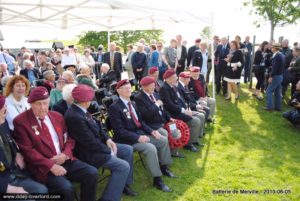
[62,84,77,101]
[43,70,55,79]
[23,59,33,67]
[62,70,74,79]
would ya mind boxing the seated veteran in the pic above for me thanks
[65,84,137,201]
[13,87,99,201]
[97,63,117,91]
[0,95,48,200]
[148,66,163,93]
[159,69,201,152]
[108,79,174,192]
[135,76,184,158]
[76,64,98,90]
[188,67,216,121]
[177,72,206,139]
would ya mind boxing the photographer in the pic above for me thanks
[282,80,300,126]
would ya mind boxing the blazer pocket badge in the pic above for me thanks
[63,132,68,144]
[123,108,131,119]
[32,125,40,135]
[0,162,6,172]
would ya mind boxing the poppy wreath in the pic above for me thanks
[164,120,190,149]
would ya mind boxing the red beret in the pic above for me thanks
[163,69,176,80]
[149,66,158,74]
[190,66,200,72]
[140,76,155,86]
[116,79,130,89]
[72,84,95,102]
[0,95,5,110]
[28,87,49,103]
[179,72,191,78]
[195,38,201,43]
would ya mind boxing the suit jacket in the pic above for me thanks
[52,99,69,116]
[108,98,153,145]
[177,82,197,111]
[20,68,39,80]
[191,50,203,68]
[94,52,104,63]
[215,44,230,60]
[98,70,117,90]
[13,109,75,183]
[64,104,111,168]
[187,45,199,66]
[178,45,187,67]
[103,52,123,74]
[159,82,192,122]
[188,75,209,100]
[135,91,171,130]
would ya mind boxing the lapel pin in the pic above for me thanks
[32,125,40,135]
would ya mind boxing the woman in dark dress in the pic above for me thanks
[224,40,244,100]
[252,41,272,100]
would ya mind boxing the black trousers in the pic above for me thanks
[216,61,227,95]
[46,160,98,201]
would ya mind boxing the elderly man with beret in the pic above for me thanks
[148,66,163,93]
[159,69,201,152]
[109,79,173,192]
[13,87,99,201]
[65,84,137,201]
[0,95,48,200]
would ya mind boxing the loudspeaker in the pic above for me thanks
[52,42,64,50]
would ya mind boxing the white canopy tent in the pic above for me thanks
[0,0,216,99]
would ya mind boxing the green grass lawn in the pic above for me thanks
[96,84,300,201]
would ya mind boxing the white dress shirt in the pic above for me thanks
[36,115,61,155]
[6,94,31,130]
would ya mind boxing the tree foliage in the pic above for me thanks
[244,0,300,40]
[200,26,212,42]
[78,30,164,53]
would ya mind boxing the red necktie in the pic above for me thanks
[39,118,57,155]
[149,94,155,103]
[127,102,142,128]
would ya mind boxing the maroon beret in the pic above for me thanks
[179,72,191,78]
[0,95,5,110]
[190,66,200,72]
[149,66,158,74]
[28,87,49,103]
[163,69,176,80]
[116,79,130,89]
[72,84,95,102]
[195,38,201,43]
[140,76,155,86]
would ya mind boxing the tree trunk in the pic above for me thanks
[270,21,275,41]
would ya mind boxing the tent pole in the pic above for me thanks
[107,31,111,50]
[210,12,215,101]
[249,35,256,89]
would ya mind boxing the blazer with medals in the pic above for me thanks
[135,91,171,130]
[64,104,111,168]
[13,109,75,183]
[159,82,192,122]
[108,98,154,145]
[177,81,197,111]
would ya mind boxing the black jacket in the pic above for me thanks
[98,70,117,90]
[108,98,154,145]
[159,82,192,122]
[135,91,171,130]
[187,45,199,66]
[64,104,111,168]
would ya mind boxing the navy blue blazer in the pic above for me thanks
[215,44,230,60]
[177,82,197,111]
[64,104,111,168]
[103,52,123,73]
[159,82,192,122]
[108,98,154,145]
[191,50,203,68]
[20,68,40,80]
[187,45,199,67]
[135,91,171,130]
[271,52,285,77]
